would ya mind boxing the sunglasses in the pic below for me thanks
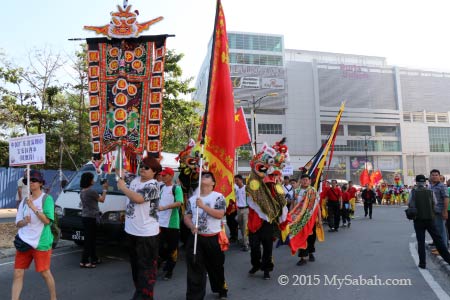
[202,173,213,178]
[139,164,151,171]
[23,178,41,185]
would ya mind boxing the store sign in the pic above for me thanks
[261,78,284,89]
[231,76,260,88]
[9,134,46,166]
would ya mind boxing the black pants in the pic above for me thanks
[414,220,450,266]
[127,233,159,300]
[249,221,274,272]
[364,202,373,217]
[226,211,238,241]
[327,201,340,229]
[341,205,351,225]
[159,227,179,273]
[81,217,97,264]
[186,234,227,300]
[298,225,316,257]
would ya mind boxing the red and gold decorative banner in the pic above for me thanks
[87,36,167,157]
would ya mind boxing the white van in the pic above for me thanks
[55,152,179,245]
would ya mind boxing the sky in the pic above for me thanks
[3,0,450,86]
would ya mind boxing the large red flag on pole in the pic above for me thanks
[198,0,236,204]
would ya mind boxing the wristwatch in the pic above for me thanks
[34,210,40,215]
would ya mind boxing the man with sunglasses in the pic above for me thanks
[117,157,162,300]
[184,171,228,300]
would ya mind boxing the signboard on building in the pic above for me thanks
[9,134,46,166]
[261,78,284,89]
[231,76,260,88]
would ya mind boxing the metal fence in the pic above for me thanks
[0,168,76,208]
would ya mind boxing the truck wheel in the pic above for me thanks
[74,240,84,246]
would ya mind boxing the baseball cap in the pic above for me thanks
[160,167,175,177]
[415,174,427,183]
[23,170,45,185]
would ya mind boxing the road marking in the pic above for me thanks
[409,242,450,300]
[0,249,82,267]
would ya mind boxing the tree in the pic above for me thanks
[162,50,202,153]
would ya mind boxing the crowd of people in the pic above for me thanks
[10,165,450,300]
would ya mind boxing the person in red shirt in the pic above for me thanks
[347,181,358,218]
[325,180,342,232]
[341,185,351,227]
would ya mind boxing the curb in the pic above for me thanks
[426,244,450,276]
[0,240,74,259]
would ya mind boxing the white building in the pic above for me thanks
[194,32,450,185]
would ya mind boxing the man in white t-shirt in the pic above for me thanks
[16,171,29,209]
[184,171,228,300]
[117,157,162,300]
[234,174,249,251]
[157,167,183,280]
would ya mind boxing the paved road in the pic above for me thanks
[1,205,450,300]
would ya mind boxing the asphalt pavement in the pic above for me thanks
[1,205,450,300]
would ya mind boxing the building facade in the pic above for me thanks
[194,32,450,185]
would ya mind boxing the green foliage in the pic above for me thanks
[162,50,202,153]
[0,46,201,168]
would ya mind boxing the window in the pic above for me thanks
[348,125,371,136]
[329,140,400,152]
[426,113,436,123]
[412,112,424,123]
[258,123,282,134]
[320,124,344,136]
[437,113,449,123]
[429,127,450,152]
[375,126,398,137]
[403,112,411,122]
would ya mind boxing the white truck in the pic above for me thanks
[55,152,178,245]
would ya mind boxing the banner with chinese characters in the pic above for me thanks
[86,36,166,157]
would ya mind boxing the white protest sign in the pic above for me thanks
[9,134,46,166]
[282,165,294,176]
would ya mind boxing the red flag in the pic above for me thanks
[199,0,236,204]
[370,169,383,186]
[360,169,370,186]
[234,107,251,148]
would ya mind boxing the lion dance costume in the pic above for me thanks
[245,138,289,278]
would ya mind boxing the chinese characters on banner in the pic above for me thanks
[9,134,46,166]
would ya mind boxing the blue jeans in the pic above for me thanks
[434,213,448,247]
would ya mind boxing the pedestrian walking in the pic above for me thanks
[184,171,228,300]
[157,167,184,280]
[11,170,57,300]
[409,174,450,269]
[361,184,376,219]
[117,157,162,300]
[428,169,449,252]
[79,172,108,268]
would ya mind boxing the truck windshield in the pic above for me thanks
[64,165,124,195]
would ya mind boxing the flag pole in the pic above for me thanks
[193,0,221,260]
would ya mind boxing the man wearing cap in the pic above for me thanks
[409,174,450,269]
[12,170,57,300]
[157,167,183,280]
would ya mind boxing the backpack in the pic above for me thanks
[41,194,61,249]
[411,187,435,221]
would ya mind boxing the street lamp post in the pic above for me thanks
[235,93,278,155]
